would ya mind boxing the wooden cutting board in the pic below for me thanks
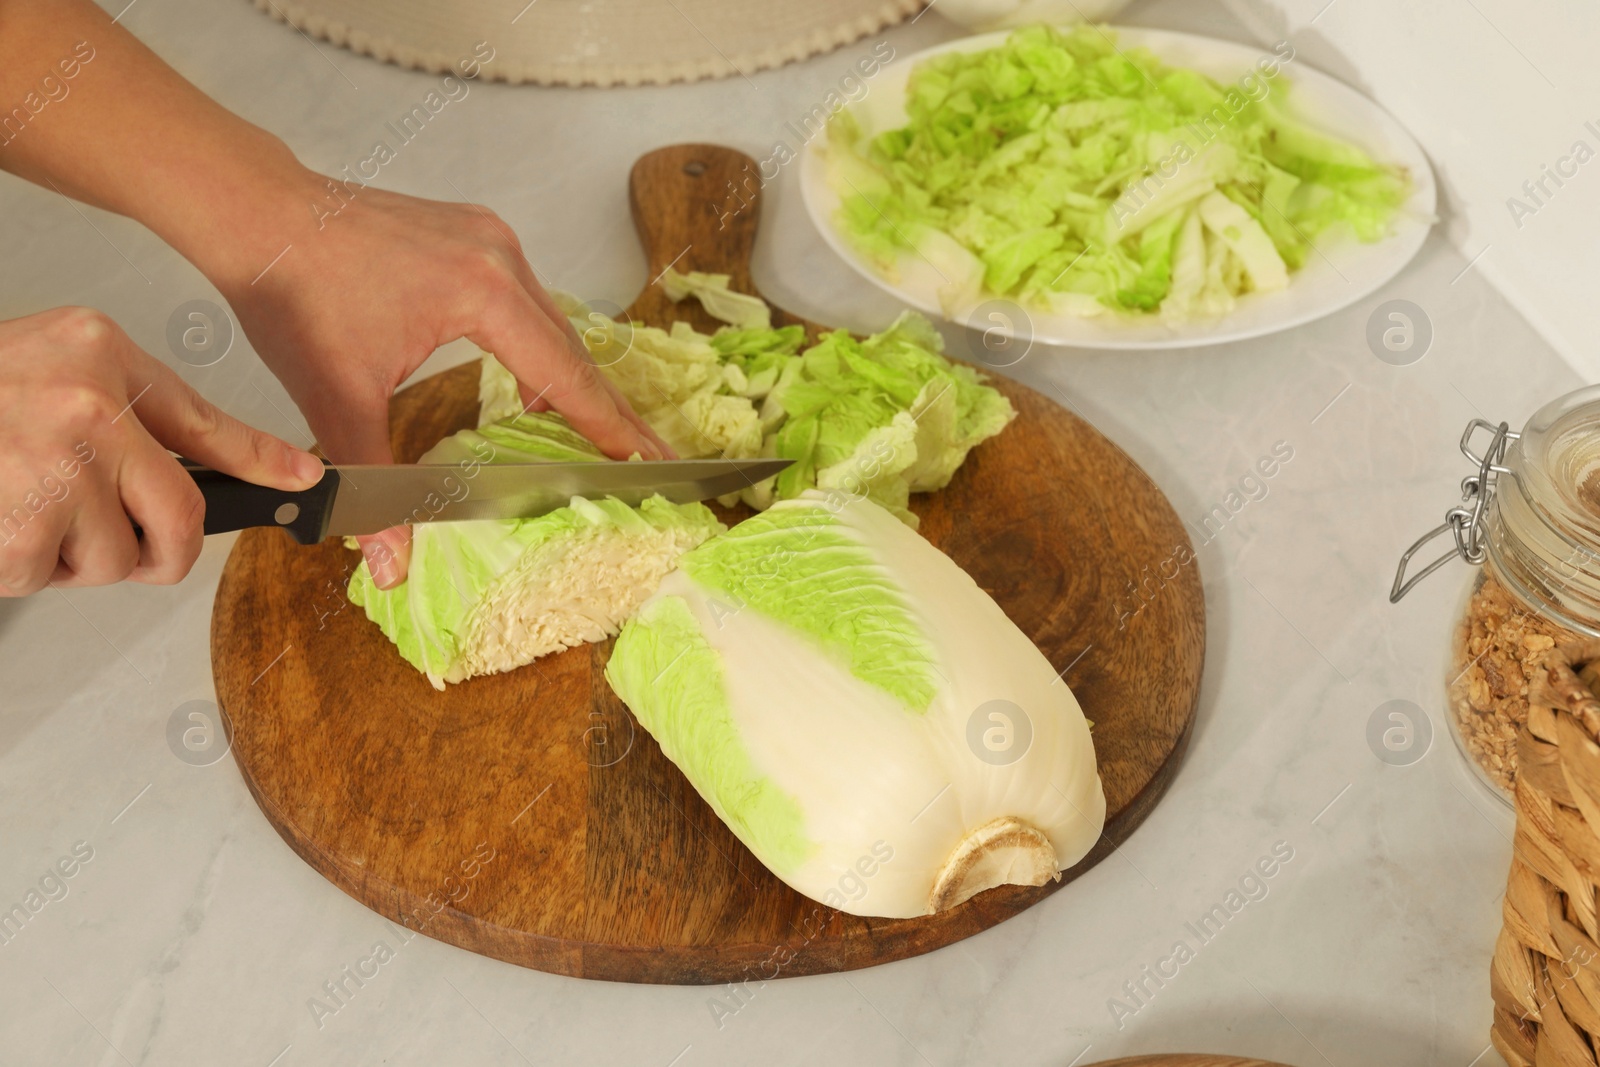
[1087,1058,1293,1066]
[211,145,1205,984]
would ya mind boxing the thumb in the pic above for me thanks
[129,353,324,490]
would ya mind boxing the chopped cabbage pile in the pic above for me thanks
[823,25,1412,322]
[481,283,1015,526]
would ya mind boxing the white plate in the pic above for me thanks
[799,26,1437,350]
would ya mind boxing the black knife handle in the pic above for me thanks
[180,459,342,545]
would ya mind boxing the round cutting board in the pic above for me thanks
[1087,1058,1292,1067]
[211,146,1205,984]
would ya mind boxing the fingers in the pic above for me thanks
[356,527,412,591]
[470,289,662,462]
[118,432,206,585]
[314,408,413,592]
[493,249,672,460]
[479,224,572,347]
[597,373,676,460]
[0,493,75,597]
[509,352,671,462]
[301,393,413,591]
[130,353,324,491]
[517,381,552,414]
[50,486,140,587]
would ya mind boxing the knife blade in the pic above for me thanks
[181,457,792,544]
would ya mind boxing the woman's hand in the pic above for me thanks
[0,307,324,596]
[213,179,672,588]
[0,0,670,590]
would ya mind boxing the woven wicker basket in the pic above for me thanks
[1492,638,1600,1065]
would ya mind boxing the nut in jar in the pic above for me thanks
[1394,386,1600,805]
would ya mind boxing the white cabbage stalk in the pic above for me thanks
[915,227,985,317]
[1196,190,1288,293]
[1159,206,1206,324]
[605,492,1105,918]
[659,269,772,329]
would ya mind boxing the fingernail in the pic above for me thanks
[363,528,411,590]
[292,451,325,486]
[364,543,397,589]
[640,438,663,462]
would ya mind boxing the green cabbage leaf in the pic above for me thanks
[347,410,723,688]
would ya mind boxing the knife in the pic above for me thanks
[180,457,792,544]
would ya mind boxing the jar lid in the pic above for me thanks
[1512,384,1600,543]
[1489,386,1600,634]
[1394,386,1600,635]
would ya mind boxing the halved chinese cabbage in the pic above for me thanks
[348,411,724,689]
[605,492,1105,918]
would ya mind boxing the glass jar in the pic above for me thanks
[1393,385,1600,807]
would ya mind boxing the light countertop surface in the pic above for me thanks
[0,1,1574,1064]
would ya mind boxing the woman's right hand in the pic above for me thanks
[0,307,325,596]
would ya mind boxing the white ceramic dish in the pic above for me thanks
[799,26,1438,350]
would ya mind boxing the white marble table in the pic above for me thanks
[0,1,1571,1064]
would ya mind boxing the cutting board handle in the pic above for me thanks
[626,144,765,326]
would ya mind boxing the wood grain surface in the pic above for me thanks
[211,144,1206,984]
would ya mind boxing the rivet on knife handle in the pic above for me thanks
[181,459,342,545]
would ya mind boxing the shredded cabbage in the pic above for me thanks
[478,290,1015,525]
[824,25,1412,322]
[764,312,1016,523]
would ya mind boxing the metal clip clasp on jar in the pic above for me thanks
[1390,419,1520,602]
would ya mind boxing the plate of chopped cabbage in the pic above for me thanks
[801,25,1436,349]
